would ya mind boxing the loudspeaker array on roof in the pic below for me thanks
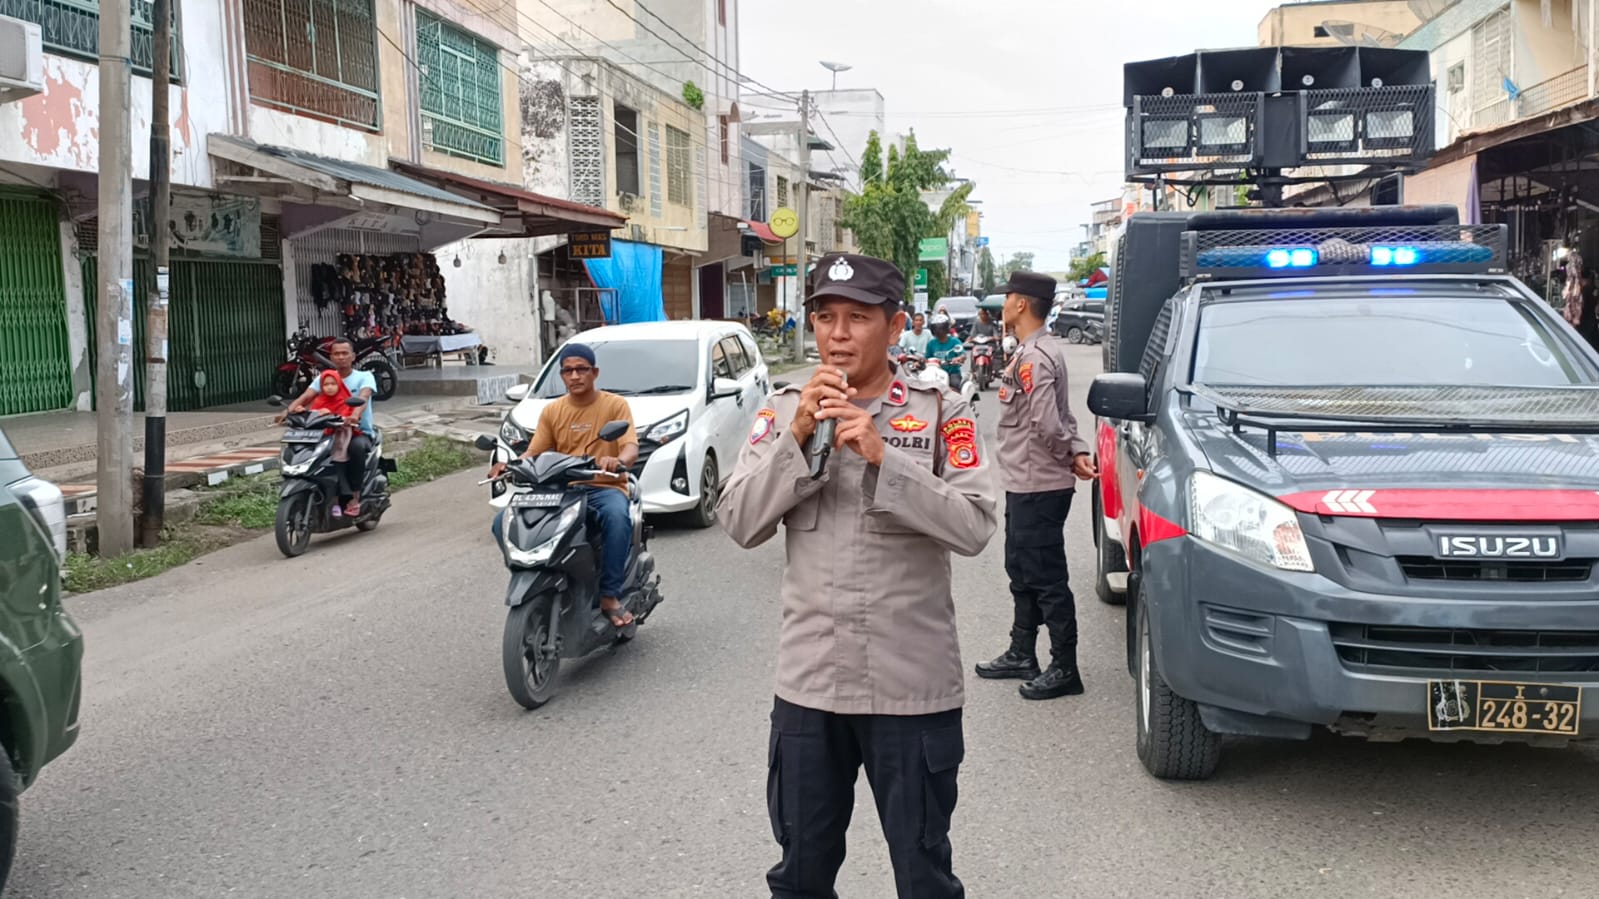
[1123,46,1435,184]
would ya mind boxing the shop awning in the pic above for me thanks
[391,161,626,237]
[208,134,500,226]
[745,220,783,244]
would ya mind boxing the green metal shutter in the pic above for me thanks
[0,190,74,416]
[83,257,285,411]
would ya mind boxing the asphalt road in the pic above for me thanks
[12,344,1599,898]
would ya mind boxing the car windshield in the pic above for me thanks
[533,339,702,398]
[938,297,979,317]
[1192,295,1591,387]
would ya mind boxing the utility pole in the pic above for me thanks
[96,0,136,556]
[140,0,173,547]
[791,89,810,363]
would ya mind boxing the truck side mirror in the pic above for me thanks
[1088,373,1153,423]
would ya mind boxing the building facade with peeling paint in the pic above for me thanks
[0,0,624,415]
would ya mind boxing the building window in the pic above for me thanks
[0,0,182,78]
[719,115,729,164]
[666,125,692,206]
[1312,25,1329,38]
[717,0,725,25]
[747,162,766,221]
[569,96,604,207]
[1470,7,1512,113]
[776,175,789,208]
[1447,62,1465,94]
[615,104,642,196]
[416,10,504,165]
[243,0,380,130]
[834,197,844,246]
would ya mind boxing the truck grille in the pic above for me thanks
[1331,623,1599,675]
[1396,557,1594,583]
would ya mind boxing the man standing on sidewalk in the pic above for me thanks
[975,271,1097,701]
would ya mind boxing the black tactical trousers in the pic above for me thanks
[766,697,965,899]
[1004,488,1078,667]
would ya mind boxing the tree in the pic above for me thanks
[978,247,997,293]
[1001,252,1036,279]
[840,129,973,300]
[1067,251,1107,283]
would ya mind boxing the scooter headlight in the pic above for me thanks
[281,438,332,476]
[504,501,583,567]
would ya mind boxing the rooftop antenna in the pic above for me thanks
[819,61,851,91]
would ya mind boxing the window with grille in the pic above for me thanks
[417,9,503,165]
[834,197,843,246]
[243,0,380,130]
[776,175,789,208]
[719,115,729,164]
[0,0,182,78]
[1470,6,1512,112]
[666,125,692,206]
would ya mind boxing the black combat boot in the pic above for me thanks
[976,630,1041,680]
[1018,663,1085,700]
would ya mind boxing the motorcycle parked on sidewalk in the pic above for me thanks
[268,396,396,557]
[273,324,401,403]
[969,335,997,392]
[477,427,666,710]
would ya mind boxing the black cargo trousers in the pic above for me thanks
[1004,488,1078,667]
[765,697,966,899]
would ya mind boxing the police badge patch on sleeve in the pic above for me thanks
[941,417,980,469]
[1018,362,1035,394]
[750,408,777,445]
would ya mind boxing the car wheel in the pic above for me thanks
[1135,595,1222,780]
[1067,326,1085,344]
[686,453,719,529]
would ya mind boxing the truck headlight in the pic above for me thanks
[1189,471,1313,572]
[644,410,689,444]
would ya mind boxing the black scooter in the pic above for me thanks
[269,395,396,557]
[476,425,666,710]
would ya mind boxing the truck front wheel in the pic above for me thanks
[1135,597,1221,781]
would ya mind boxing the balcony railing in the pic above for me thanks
[0,0,181,78]
[1517,65,1590,119]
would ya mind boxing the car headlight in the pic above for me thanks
[1188,471,1314,572]
[644,410,689,444]
[500,415,529,446]
[504,502,583,567]
[13,475,66,563]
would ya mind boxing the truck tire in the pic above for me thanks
[1135,597,1222,780]
[1093,483,1128,606]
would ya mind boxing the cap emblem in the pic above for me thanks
[828,257,855,281]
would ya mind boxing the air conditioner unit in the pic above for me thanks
[0,16,45,104]
[629,224,647,242]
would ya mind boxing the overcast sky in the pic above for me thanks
[738,0,1277,271]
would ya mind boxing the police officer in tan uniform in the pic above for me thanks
[975,271,1097,700]
[719,253,997,899]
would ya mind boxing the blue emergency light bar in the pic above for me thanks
[1180,223,1507,280]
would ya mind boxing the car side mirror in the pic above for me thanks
[345,396,367,408]
[598,420,630,442]
[1088,373,1153,423]
[504,383,531,403]
[474,435,496,451]
[712,377,741,399]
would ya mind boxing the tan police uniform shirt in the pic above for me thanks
[718,371,999,716]
[995,330,1090,495]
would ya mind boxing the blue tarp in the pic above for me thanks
[583,240,664,323]
[1085,286,1107,299]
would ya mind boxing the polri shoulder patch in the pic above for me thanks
[750,408,777,445]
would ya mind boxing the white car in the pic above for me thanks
[497,320,771,526]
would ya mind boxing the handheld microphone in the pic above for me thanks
[808,370,846,479]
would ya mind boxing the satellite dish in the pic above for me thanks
[1407,0,1453,22]
[1320,20,1405,48]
